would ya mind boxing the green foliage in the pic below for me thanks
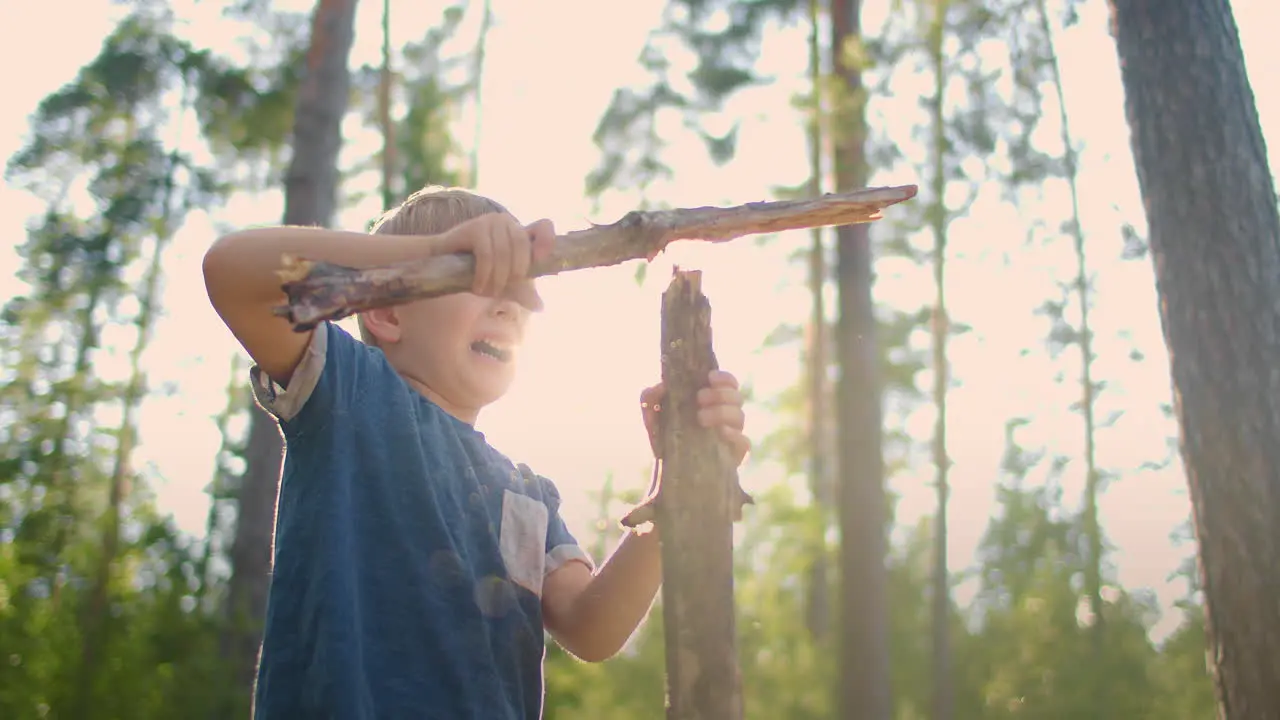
[0,1,1220,718]
[351,3,471,204]
[537,435,1220,720]
[585,0,805,199]
[0,3,300,716]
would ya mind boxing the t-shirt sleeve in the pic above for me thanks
[533,472,596,576]
[249,321,371,436]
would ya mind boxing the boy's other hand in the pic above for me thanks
[639,370,750,466]
[440,214,555,308]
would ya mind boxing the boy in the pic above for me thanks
[201,187,751,719]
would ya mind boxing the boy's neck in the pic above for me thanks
[401,373,481,426]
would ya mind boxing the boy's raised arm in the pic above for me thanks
[202,226,451,386]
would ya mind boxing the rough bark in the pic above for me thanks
[649,269,744,720]
[832,0,893,718]
[1110,1,1280,718]
[223,0,360,708]
[273,184,918,330]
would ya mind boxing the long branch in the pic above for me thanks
[273,184,918,331]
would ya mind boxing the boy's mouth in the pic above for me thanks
[470,339,513,363]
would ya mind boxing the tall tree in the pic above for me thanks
[957,417,1165,720]
[924,3,953,718]
[354,3,469,202]
[1109,1,1280,717]
[803,0,833,643]
[223,0,360,709]
[468,0,493,188]
[73,135,186,719]
[0,5,293,714]
[394,5,468,192]
[378,0,396,209]
[1031,0,1105,708]
[831,1,893,717]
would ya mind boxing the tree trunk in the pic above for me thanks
[831,0,893,718]
[1037,0,1104,708]
[804,0,831,643]
[73,149,180,718]
[197,355,246,608]
[378,0,395,210]
[223,0,360,709]
[468,0,493,188]
[43,111,141,615]
[926,3,952,719]
[654,270,744,720]
[1110,2,1280,718]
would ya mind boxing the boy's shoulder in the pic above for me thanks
[249,321,331,423]
[247,322,568,498]
[249,321,397,425]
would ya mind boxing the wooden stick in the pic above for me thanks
[273,184,918,330]
[649,269,744,720]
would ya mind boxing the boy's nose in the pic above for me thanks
[503,279,543,313]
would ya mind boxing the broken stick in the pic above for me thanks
[273,184,918,331]
[645,269,745,720]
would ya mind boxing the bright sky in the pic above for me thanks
[0,0,1277,646]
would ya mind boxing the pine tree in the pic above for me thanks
[830,1,893,715]
[0,4,298,714]
[1109,1,1280,715]
[223,0,360,709]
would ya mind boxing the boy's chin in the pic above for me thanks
[465,372,515,407]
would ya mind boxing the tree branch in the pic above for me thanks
[273,184,917,330]
[649,269,745,720]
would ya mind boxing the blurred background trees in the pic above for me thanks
[1,0,1275,717]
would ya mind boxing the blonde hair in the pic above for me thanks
[359,186,511,344]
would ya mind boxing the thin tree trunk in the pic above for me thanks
[226,407,285,695]
[42,103,146,608]
[224,0,361,710]
[1110,1,1280,717]
[44,212,121,603]
[379,0,395,210]
[831,0,893,717]
[592,473,616,563]
[74,143,182,717]
[804,0,831,642]
[1036,0,1104,708]
[926,3,952,719]
[44,281,102,590]
[196,354,245,608]
[468,0,493,188]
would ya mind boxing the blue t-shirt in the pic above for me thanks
[248,321,593,719]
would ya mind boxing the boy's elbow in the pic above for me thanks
[548,622,618,663]
[557,625,628,663]
[202,230,266,308]
[563,639,618,664]
[203,229,255,273]
[201,233,240,295]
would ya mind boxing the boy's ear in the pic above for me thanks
[361,307,402,344]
